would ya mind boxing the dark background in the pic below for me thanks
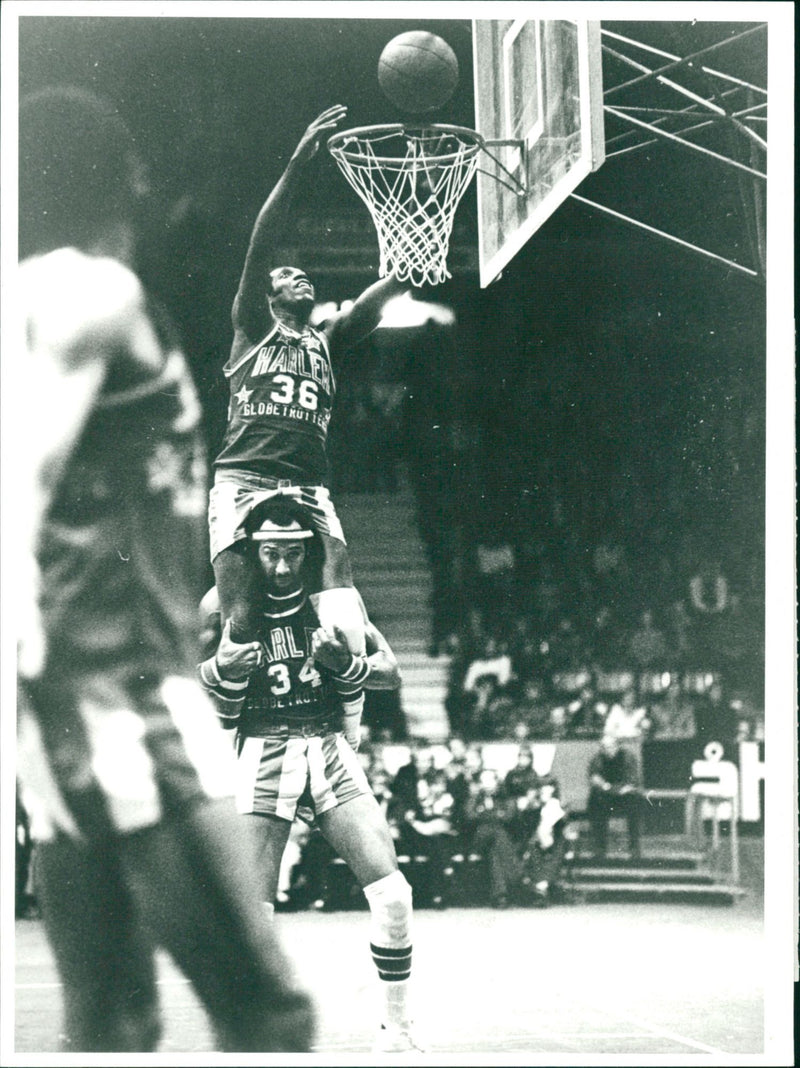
[18,14,767,636]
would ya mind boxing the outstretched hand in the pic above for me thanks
[311,624,352,673]
[291,105,348,164]
[216,618,263,681]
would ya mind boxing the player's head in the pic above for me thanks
[243,497,317,593]
[19,86,148,261]
[516,745,533,767]
[268,266,315,320]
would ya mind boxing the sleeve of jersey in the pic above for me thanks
[198,657,248,729]
[333,654,371,688]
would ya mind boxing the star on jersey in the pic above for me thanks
[235,384,254,405]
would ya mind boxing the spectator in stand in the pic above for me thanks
[394,773,457,908]
[507,616,542,690]
[502,745,541,799]
[461,635,515,737]
[470,754,569,908]
[689,557,730,617]
[519,778,570,906]
[714,592,757,690]
[589,604,629,671]
[512,679,553,739]
[442,739,472,832]
[444,609,488,736]
[469,772,530,908]
[692,680,737,758]
[547,618,587,672]
[648,679,697,740]
[664,598,694,665]
[586,734,645,859]
[628,609,669,672]
[591,538,633,617]
[530,558,564,635]
[603,689,651,741]
[471,533,518,635]
[390,753,420,816]
[562,683,605,738]
[687,557,730,664]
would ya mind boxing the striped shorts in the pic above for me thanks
[209,471,345,561]
[235,731,371,824]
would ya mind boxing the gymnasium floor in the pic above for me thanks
[13,862,767,1062]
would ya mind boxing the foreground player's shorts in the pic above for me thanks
[209,470,345,560]
[235,729,371,824]
[17,674,237,842]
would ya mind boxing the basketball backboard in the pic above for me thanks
[473,19,605,287]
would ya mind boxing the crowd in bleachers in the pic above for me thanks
[438,529,764,750]
[274,738,576,913]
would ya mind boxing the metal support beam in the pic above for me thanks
[602,27,767,98]
[604,80,762,153]
[605,106,766,179]
[602,25,766,99]
[570,194,762,281]
[602,35,768,151]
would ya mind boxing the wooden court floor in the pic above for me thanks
[13,888,765,1061]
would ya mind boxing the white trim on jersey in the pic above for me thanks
[224,322,282,378]
[224,321,332,379]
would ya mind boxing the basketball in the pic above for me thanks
[378,31,459,113]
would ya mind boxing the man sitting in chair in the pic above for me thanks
[586,733,645,859]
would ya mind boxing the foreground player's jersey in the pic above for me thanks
[18,251,232,843]
[37,292,208,688]
[215,321,335,484]
[238,592,344,736]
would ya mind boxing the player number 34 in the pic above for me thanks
[270,374,319,411]
[267,658,322,696]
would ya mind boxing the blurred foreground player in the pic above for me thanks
[200,498,424,1053]
[209,105,407,750]
[16,87,314,1053]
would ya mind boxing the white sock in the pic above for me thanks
[363,870,413,1029]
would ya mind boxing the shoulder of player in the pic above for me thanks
[23,250,146,368]
[227,314,279,365]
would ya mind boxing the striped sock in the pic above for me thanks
[364,871,413,1029]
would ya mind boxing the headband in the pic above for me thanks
[251,519,314,541]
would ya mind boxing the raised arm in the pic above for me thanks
[231,105,348,340]
[324,273,408,353]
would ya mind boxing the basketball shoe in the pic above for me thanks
[373,1022,428,1054]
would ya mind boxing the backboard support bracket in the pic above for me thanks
[478,138,529,198]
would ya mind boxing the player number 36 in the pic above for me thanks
[270,374,319,411]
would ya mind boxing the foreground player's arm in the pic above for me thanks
[231,104,348,340]
[311,622,401,690]
[19,251,163,678]
[324,273,408,353]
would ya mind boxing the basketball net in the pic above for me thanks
[328,124,482,286]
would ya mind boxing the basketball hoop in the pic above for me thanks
[328,124,482,287]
